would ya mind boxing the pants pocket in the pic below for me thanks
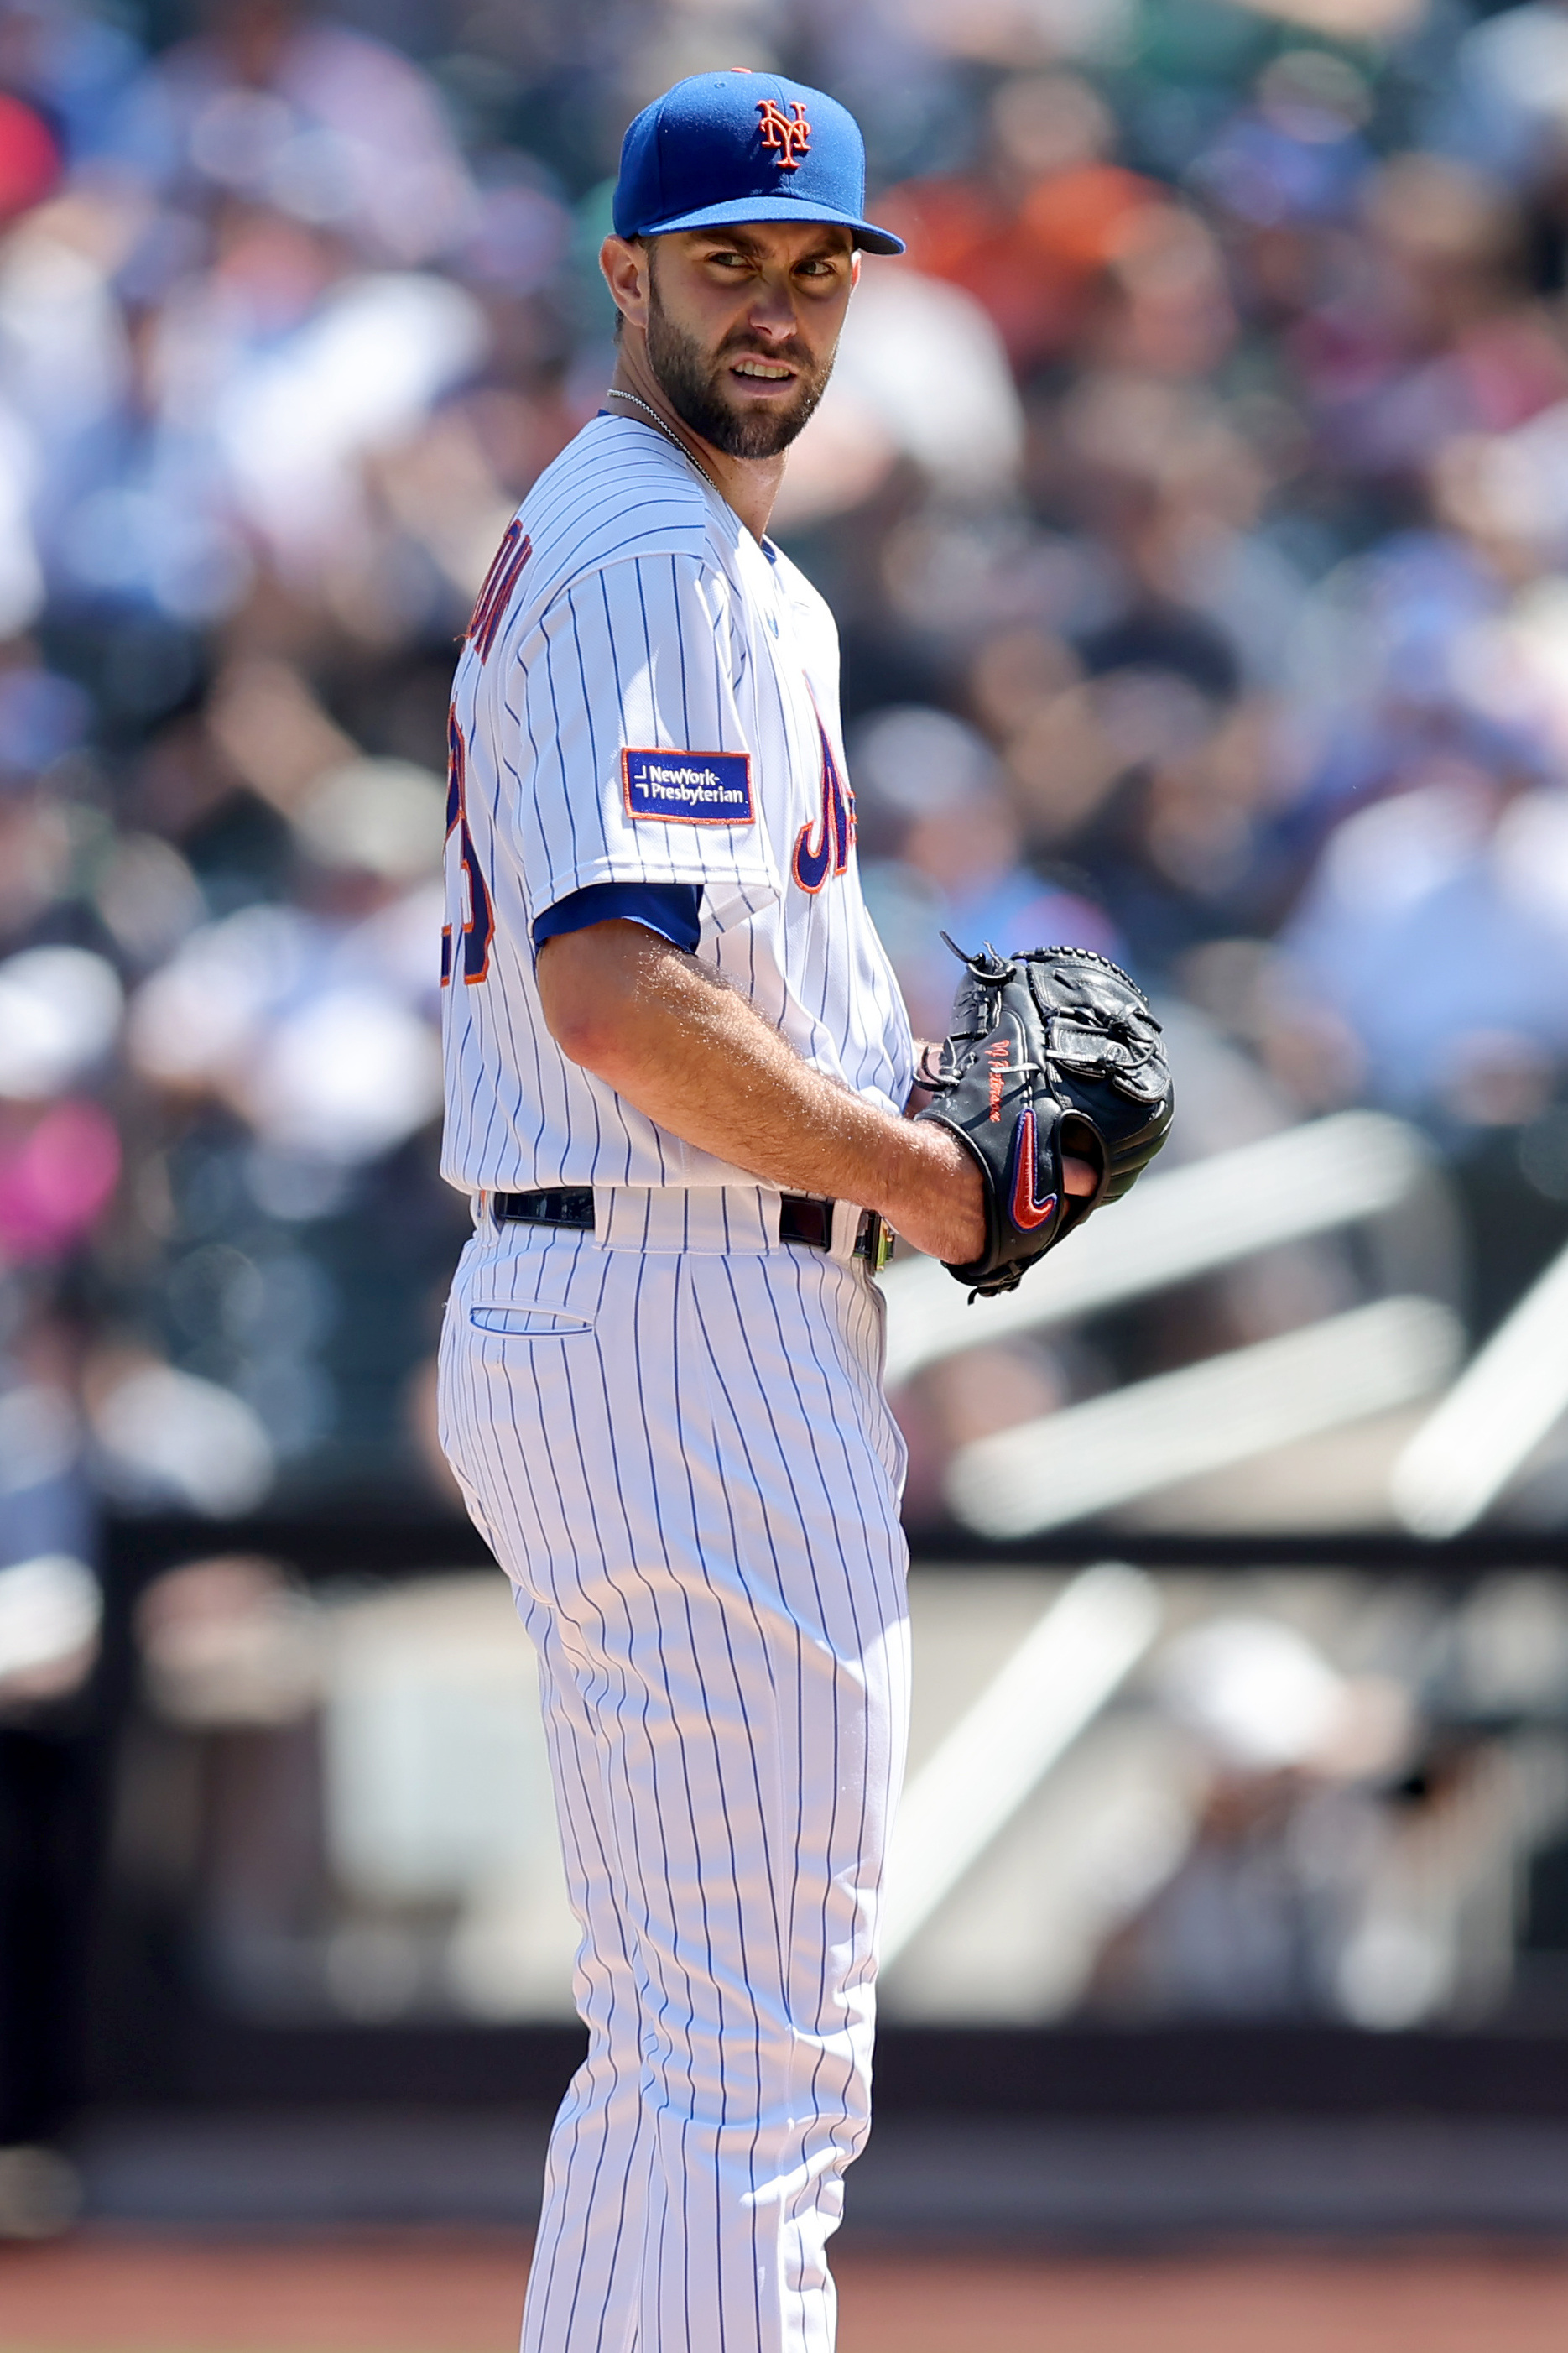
[468,1303,596,1337]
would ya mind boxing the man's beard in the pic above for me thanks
[645,282,831,460]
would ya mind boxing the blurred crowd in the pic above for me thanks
[13,0,1568,2168]
[93,1559,1568,2043]
[3,1,1568,1559]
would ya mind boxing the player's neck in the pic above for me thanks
[607,353,784,544]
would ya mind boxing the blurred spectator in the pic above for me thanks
[0,90,60,223]
[0,0,1565,1536]
[1431,1,1568,227]
[877,72,1164,376]
[853,704,1117,1036]
[13,0,1568,2086]
[1276,768,1568,1124]
[109,0,476,268]
[1195,50,1374,257]
[1091,1614,1508,2028]
[1293,153,1568,486]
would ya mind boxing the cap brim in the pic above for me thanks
[635,193,904,256]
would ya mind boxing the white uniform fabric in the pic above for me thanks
[440,1195,909,2353]
[440,412,914,1191]
[436,415,917,2353]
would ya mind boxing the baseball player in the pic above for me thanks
[436,70,1097,2353]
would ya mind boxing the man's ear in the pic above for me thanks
[600,235,650,336]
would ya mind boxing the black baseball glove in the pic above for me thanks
[914,940,1174,1298]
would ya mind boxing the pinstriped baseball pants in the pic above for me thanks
[437,1187,911,2353]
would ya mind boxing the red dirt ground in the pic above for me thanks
[3,2239,1568,2353]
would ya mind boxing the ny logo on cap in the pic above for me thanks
[757,97,810,170]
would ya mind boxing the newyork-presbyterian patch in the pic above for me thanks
[623,749,755,825]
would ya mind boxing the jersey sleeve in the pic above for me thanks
[501,550,780,931]
[531,880,702,953]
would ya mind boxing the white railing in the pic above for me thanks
[946,1296,1461,1540]
[883,1111,1430,1387]
[880,1563,1161,1966]
[1393,1239,1568,1538]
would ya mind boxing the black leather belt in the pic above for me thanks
[490,1189,890,1266]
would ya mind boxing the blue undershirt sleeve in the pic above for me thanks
[532,880,703,955]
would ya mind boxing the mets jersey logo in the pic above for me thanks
[467,520,531,664]
[791,723,854,892]
[1008,1109,1058,1234]
[623,749,755,824]
[758,97,810,170]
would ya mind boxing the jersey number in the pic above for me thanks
[442,707,493,986]
[791,722,855,893]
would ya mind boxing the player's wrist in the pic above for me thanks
[874,1118,986,1265]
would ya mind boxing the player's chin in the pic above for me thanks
[711,385,819,459]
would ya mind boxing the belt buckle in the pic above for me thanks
[857,1212,894,1274]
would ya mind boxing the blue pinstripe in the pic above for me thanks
[440,422,914,1195]
[439,412,918,2353]
[437,1203,909,2353]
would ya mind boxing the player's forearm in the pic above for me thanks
[537,922,984,1260]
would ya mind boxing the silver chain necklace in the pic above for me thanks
[604,388,722,495]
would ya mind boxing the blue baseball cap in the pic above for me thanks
[612,70,904,257]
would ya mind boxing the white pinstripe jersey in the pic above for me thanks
[440,413,915,1194]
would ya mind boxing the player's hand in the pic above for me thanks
[884,1125,1097,1265]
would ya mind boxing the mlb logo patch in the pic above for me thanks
[623,749,754,826]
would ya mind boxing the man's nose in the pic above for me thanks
[744,277,802,341]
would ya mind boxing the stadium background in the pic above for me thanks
[10,0,1568,2339]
